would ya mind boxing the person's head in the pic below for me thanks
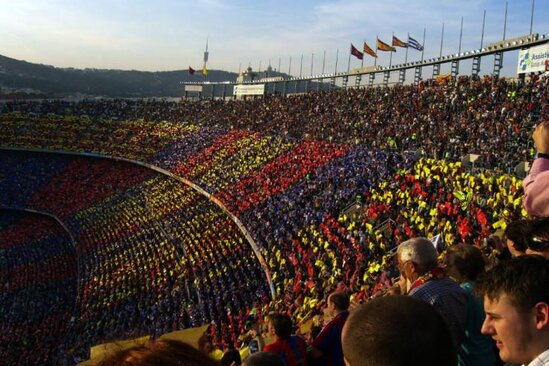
[198,328,213,354]
[327,291,350,316]
[341,295,456,366]
[504,220,531,257]
[96,339,221,366]
[266,313,292,341]
[397,237,438,284]
[308,325,322,343]
[526,217,549,259]
[475,255,549,365]
[243,352,285,366]
[445,244,486,283]
[221,348,241,366]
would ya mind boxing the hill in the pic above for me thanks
[0,54,240,99]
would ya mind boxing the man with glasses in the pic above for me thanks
[526,218,549,259]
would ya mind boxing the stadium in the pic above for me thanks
[1,3,549,366]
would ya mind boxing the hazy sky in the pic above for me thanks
[0,0,547,75]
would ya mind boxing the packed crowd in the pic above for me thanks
[87,243,549,366]
[2,75,546,170]
[0,211,77,365]
[0,151,272,364]
[0,113,197,160]
[0,75,547,365]
[0,146,531,365]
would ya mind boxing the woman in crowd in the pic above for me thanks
[445,244,497,366]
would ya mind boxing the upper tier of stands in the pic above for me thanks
[3,75,545,171]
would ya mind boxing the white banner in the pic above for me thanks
[517,43,549,74]
[233,84,265,96]
[185,85,203,93]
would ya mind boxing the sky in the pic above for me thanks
[0,0,547,76]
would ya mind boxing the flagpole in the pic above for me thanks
[405,33,409,63]
[347,44,352,73]
[300,54,304,77]
[335,48,339,74]
[322,50,326,74]
[372,40,376,66]
[238,63,242,74]
[458,17,463,54]
[389,33,394,68]
[480,10,486,49]
[311,53,314,76]
[375,36,378,66]
[503,1,508,40]
[289,56,292,77]
[421,28,426,62]
[361,41,365,68]
[530,0,535,34]
[439,23,444,58]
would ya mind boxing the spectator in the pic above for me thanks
[238,318,264,355]
[221,343,241,366]
[504,220,531,257]
[96,339,221,366]
[476,255,549,366]
[525,217,549,259]
[523,121,549,217]
[341,295,456,366]
[243,352,285,366]
[396,237,467,350]
[445,244,497,366]
[310,292,350,366]
[263,313,308,366]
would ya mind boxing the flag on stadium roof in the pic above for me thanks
[377,38,396,52]
[188,66,196,75]
[350,44,364,60]
[363,42,377,58]
[407,36,424,51]
[392,36,408,48]
[202,65,208,76]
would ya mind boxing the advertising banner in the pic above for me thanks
[517,43,549,74]
[233,84,265,96]
[185,85,203,93]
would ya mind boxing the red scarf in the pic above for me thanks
[408,267,445,292]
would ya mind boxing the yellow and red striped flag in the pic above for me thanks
[363,42,377,58]
[377,38,396,52]
[392,36,408,48]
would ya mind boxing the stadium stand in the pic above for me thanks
[0,74,546,364]
[0,211,77,365]
[0,151,269,363]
